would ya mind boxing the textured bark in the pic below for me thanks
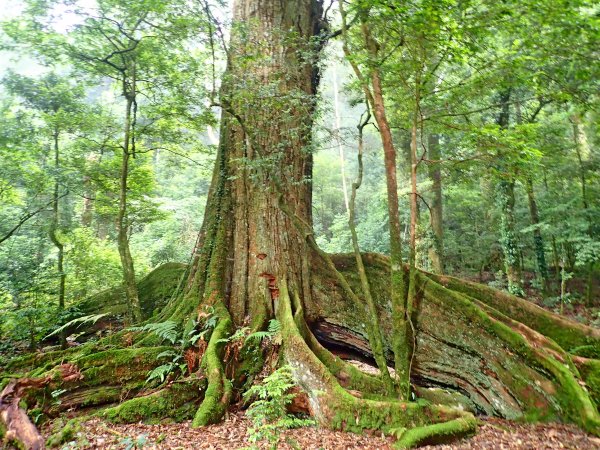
[310,254,600,433]
[427,134,444,274]
[117,81,142,324]
[525,177,548,288]
[202,0,322,329]
[338,2,411,398]
[49,129,67,349]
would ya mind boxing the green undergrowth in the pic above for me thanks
[78,263,187,319]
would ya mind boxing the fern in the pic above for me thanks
[246,319,281,344]
[218,326,249,344]
[128,321,179,344]
[44,313,110,339]
[146,364,175,384]
[244,365,314,449]
[267,319,281,334]
[156,350,179,360]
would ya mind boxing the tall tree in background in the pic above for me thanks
[3,71,86,346]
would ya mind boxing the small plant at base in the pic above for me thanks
[246,319,282,345]
[119,433,149,450]
[243,365,314,450]
[129,314,218,384]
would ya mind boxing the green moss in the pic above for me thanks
[394,416,478,449]
[102,381,204,424]
[77,263,187,320]
[192,300,233,427]
[75,347,170,386]
[571,346,600,360]
[277,276,474,446]
[422,274,600,435]
[428,273,600,352]
[46,418,82,448]
[414,387,477,413]
[578,360,600,410]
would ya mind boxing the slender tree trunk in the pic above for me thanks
[409,121,418,270]
[525,177,548,289]
[49,129,66,349]
[497,179,522,295]
[117,78,142,324]
[331,63,350,214]
[357,15,411,399]
[81,153,97,227]
[496,90,523,296]
[572,114,594,305]
[427,133,444,274]
[347,110,395,393]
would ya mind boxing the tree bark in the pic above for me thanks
[49,128,67,349]
[525,177,548,289]
[427,133,444,274]
[117,74,142,324]
[495,90,523,296]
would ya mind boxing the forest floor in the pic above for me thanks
[43,412,600,449]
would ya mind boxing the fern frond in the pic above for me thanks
[45,313,110,339]
[146,364,174,384]
[245,331,271,343]
[128,320,179,344]
[267,319,281,334]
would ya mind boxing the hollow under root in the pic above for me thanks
[277,277,477,448]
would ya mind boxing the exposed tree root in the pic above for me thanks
[192,301,233,427]
[395,416,478,449]
[4,255,600,448]
[277,277,478,446]
[427,272,600,352]
[102,380,206,424]
[313,254,600,433]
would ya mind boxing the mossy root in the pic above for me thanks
[395,416,478,449]
[191,301,233,427]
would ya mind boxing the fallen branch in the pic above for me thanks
[0,363,82,450]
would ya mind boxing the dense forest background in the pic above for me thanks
[0,0,598,355]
